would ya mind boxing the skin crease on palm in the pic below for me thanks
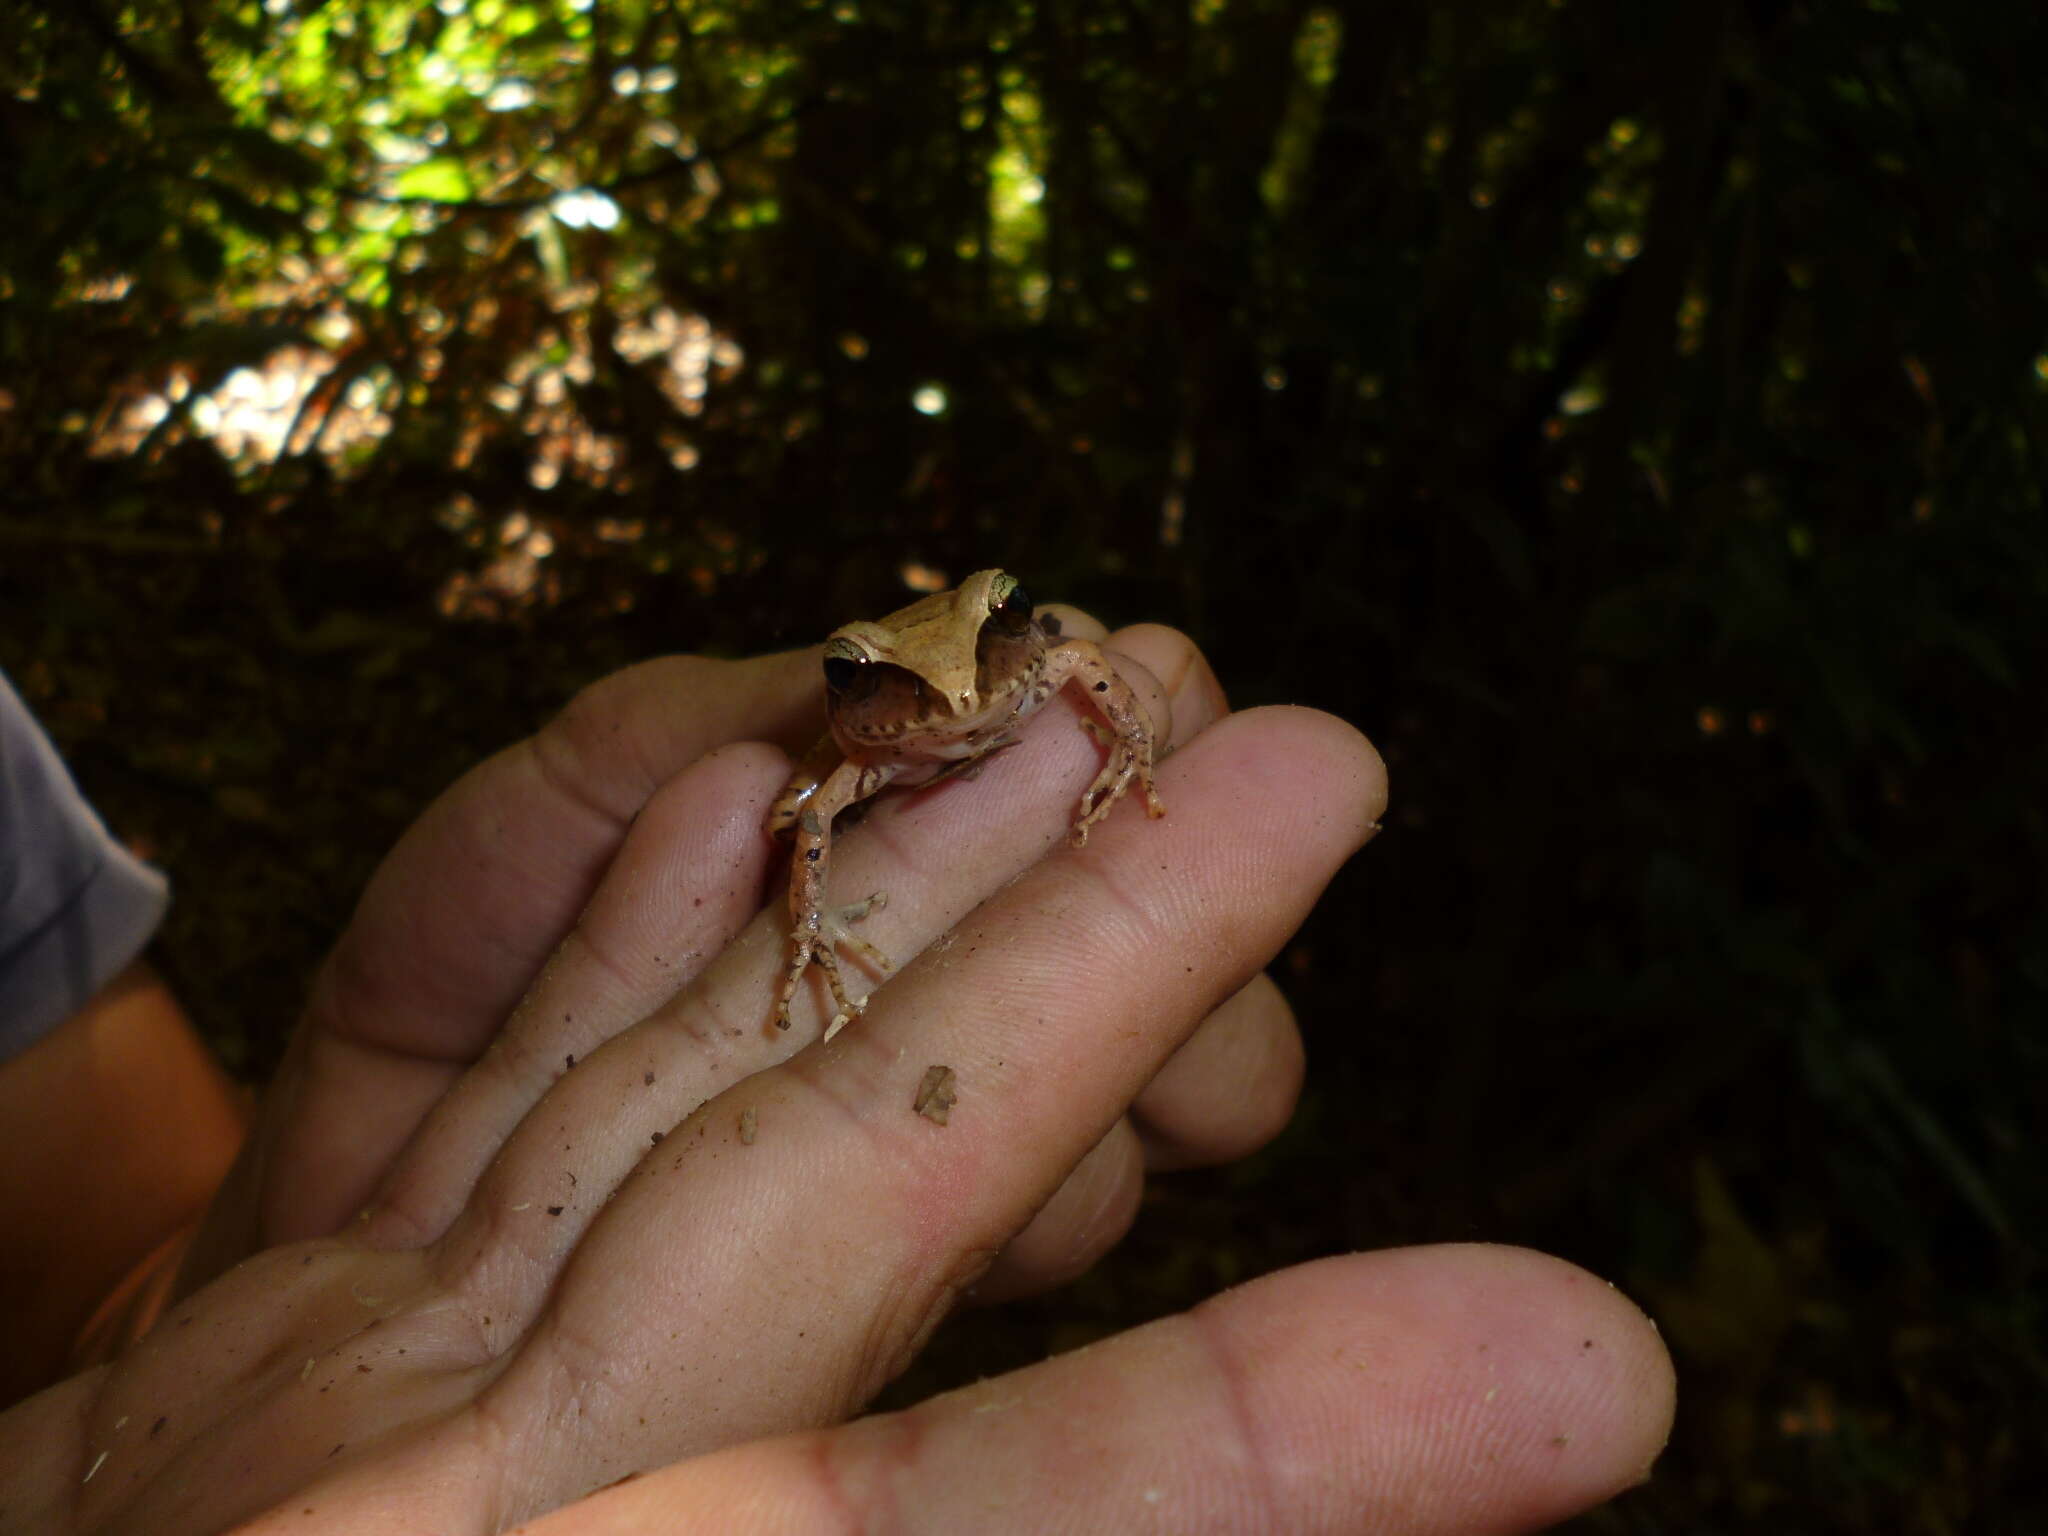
[0,605,1676,1536]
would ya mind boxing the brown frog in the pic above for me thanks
[768,570,1165,1037]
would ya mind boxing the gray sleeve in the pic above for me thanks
[0,670,170,1064]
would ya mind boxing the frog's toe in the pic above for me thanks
[834,888,887,926]
[821,997,868,1043]
[837,934,891,968]
[822,891,891,970]
[775,940,817,1030]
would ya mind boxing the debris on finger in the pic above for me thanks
[915,1064,958,1125]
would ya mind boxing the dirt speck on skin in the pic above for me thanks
[739,1105,758,1145]
[914,1065,958,1126]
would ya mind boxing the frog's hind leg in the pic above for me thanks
[775,764,903,1036]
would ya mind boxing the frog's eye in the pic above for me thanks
[991,578,1034,636]
[823,654,875,699]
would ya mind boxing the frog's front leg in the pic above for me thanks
[775,757,904,1036]
[1043,639,1167,844]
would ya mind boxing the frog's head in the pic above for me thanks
[822,570,1036,734]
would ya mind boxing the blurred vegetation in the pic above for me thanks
[3,0,2044,1526]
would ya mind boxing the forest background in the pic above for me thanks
[3,0,2043,1527]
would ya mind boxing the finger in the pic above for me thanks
[952,973,1302,1302]
[834,619,1233,1298]
[366,743,791,1244]
[500,1246,1676,1536]
[948,632,1243,1286]
[966,1116,1147,1304]
[464,707,1386,1474]
[321,653,820,1066]
[967,970,1304,1300]
[1035,600,1106,641]
[1041,602,1233,749]
[1133,971,1305,1171]
[1105,622,1232,749]
[192,653,821,1267]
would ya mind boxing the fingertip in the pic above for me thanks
[552,652,824,791]
[1253,704,1390,829]
[1135,974,1304,1170]
[1170,706,1389,865]
[1036,600,1106,642]
[1107,623,1230,746]
[967,1116,1147,1304]
[1209,1244,1677,1527]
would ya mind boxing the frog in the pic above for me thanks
[767,569,1166,1038]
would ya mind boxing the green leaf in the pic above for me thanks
[393,159,474,202]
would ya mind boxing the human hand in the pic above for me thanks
[174,608,1308,1298]
[0,615,1673,1534]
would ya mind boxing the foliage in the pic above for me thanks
[4,0,2045,1526]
